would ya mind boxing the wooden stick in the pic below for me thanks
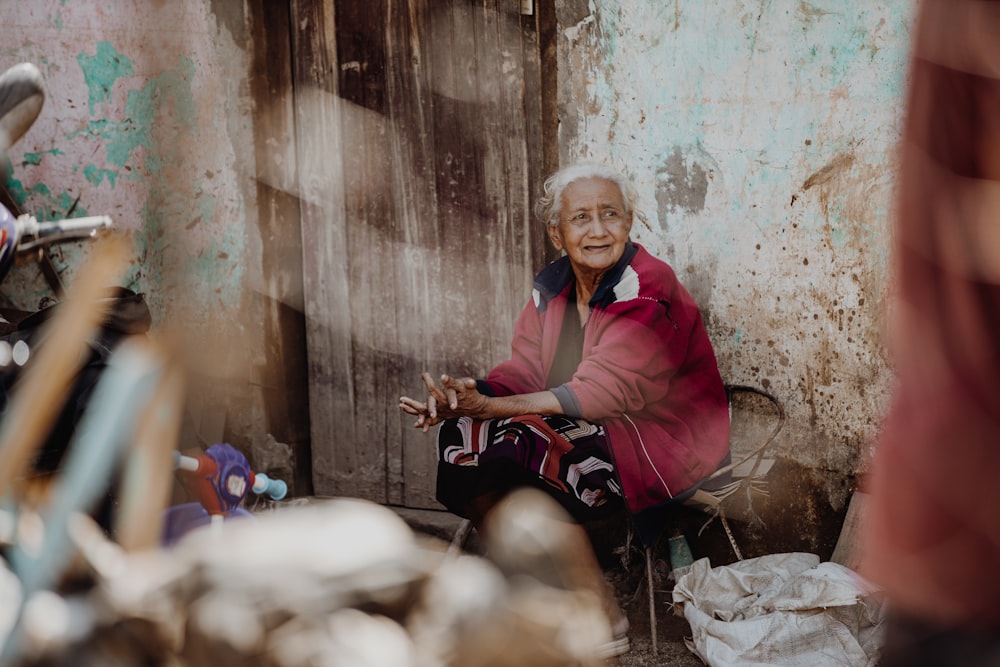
[447,518,473,557]
[114,341,185,552]
[646,546,658,655]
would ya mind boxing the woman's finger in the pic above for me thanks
[440,375,468,408]
[421,371,440,396]
[421,414,441,433]
[399,396,426,413]
[400,396,426,409]
[422,371,448,405]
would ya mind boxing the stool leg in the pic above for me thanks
[646,545,658,654]
[448,518,474,556]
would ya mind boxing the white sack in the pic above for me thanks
[672,553,885,667]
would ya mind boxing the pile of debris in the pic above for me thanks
[0,489,618,667]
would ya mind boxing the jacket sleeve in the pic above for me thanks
[481,295,548,397]
[565,296,688,421]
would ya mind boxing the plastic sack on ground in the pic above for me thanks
[671,552,885,666]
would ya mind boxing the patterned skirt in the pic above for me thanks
[435,414,623,522]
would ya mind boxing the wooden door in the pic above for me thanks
[289,0,553,508]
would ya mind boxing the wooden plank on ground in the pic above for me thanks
[830,489,869,572]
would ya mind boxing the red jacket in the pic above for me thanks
[479,243,730,519]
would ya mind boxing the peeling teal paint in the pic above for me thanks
[130,182,243,306]
[70,55,197,176]
[182,191,244,306]
[3,177,89,221]
[831,226,848,248]
[68,51,197,193]
[194,190,217,229]
[2,0,250,356]
[21,148,62,166]
[83,164,118,188]
[77,42,134,114]
[3,178,50,203]
[125,55,198,130]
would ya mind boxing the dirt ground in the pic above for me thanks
[604,556,704,667]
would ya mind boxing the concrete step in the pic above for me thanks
[384,504,484,554]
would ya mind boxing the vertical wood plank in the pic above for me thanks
[289,0,361,498]
[336,0,395,503]
[533,0,559,182]
[394,0,552,507]
[384,0,440,506]
[247,0,313,496]
[294,0,549,508]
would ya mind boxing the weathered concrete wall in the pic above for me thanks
[0,1,921,529]
[555,1,917,496]
[0,2,266,450]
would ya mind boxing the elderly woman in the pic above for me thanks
[399,162,730,544]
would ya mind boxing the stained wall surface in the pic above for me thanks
[0,2,269,450]
[0,0,921,515]
[555,1,917,484]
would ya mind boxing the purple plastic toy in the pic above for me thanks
[161,443,287,546]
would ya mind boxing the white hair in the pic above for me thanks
[533,162,643,227]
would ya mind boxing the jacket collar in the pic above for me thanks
[534,241,639,311]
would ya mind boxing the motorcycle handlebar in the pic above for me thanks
[17,215,113,251]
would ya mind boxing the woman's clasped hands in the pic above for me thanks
[399,372,490,432]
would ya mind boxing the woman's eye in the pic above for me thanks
[604,209,618,217]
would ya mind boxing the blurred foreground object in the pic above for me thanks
[0,62,44,160]
[862,0,1000,664]
[0,493,619,666]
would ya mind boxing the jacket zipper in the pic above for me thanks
[623,412,673,499]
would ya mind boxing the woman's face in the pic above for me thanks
[549,177,633,284]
